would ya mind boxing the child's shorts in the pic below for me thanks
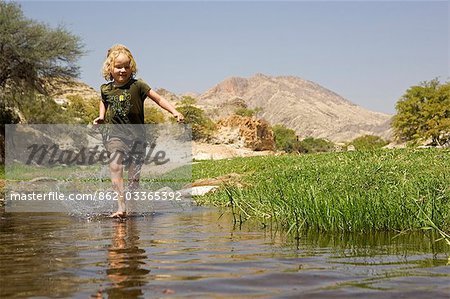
[106,137,147,166]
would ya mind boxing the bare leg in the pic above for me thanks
[128,140,146,192]
[128,161,142,191]
[109,151,126,218]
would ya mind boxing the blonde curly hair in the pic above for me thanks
[102,44,137,81]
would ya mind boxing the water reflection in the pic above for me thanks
[100,220,150,298]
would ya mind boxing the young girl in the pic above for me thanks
[93,44,184,218]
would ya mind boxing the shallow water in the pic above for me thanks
[0,207,449,298]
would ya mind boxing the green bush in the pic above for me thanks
[65,95,99,124]
[175,96,216,140]
[20,93,67,124]
[298,137,335,153]
[234,107,263,117]
[272,124,300,153]
[272,125,335,154]
[144,106,166,124]
[348,135,389,151]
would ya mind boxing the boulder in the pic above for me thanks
[213,115,275,151]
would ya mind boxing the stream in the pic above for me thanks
[0,205,449,298]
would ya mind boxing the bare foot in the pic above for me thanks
[109,211,127,219]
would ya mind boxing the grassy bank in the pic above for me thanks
[192,149,450,237]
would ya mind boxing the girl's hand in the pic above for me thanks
[93,117,105,129]
[173,112,184,123]
[93,117,105,124]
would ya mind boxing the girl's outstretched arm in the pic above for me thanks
[147,89,184,122]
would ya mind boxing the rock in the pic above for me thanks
[180,186,219,197]
[384,142,407,149]
[213,115,275,151]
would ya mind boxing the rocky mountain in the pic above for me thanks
[198,74,392,142]
[45,77,99,104]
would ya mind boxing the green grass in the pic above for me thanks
[5,163,100,181]
[192,148,450,236]
[3,162,190,194]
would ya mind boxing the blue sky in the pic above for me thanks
[17,0,449,114]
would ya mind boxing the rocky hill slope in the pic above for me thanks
[45,77,99,104]
[198,74,392,142]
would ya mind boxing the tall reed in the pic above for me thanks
[193,149,450,235]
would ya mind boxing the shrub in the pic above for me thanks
[298,137,335,154]
[348,135,389,151]
[20,93,67,124]
[175,96,216,140]
[272,124,300,153]
[65,95,99,124]
[144,106,166,124]
[235,107,263,118]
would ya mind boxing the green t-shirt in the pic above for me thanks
[101,78,151,124]
[101,78,151,141]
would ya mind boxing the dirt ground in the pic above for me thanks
[192,142,276,160]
